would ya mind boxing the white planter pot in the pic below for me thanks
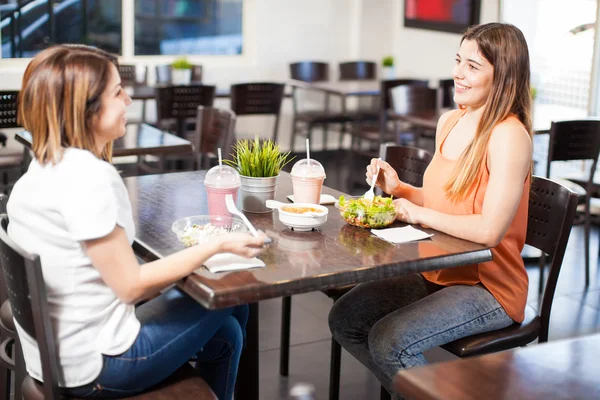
[383,66,395,79]
[172,68,192,85]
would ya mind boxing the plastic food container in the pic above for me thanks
[171,215,247,247]
[335,195,396,229]
[265,200,328,231]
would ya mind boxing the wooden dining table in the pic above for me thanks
[14,123,193,158]
[125,170,492,400]
[394,333,600,400]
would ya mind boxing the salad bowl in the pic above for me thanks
[335,195,396,229]
[172,215,248,247]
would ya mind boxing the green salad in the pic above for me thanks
[337,195,396,228]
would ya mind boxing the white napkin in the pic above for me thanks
[371,226,433,244]
[287,194,337,205]
[201,253,266,273]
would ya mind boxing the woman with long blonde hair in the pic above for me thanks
[329,23,533,398]
[8,45,268,399]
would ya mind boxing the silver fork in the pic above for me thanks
[225,194,272,244]
[363,160,381,202]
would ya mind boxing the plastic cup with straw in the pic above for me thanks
[204,147,241,217]
[289,138,326,204]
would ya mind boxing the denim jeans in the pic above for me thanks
[328,273,513,399]
[61,287,248,399]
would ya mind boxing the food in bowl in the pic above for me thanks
[172,215,247,247]
[336,195,396,228]
[281,206,323,215]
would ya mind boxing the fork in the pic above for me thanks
[225,194,272,244]
[363,159,381,202]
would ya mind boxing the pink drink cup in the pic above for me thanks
[291,176,325,204]
[206,185,240,217]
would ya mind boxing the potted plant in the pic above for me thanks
[171,57,193,85]
[382,55,395,79]
[225,137,294,213]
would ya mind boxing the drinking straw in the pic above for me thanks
[306,138,310,162]
[218,148,222,166]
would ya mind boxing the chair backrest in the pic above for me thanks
[389,85,438,116]
[379,144,433,188]
[546,120,600,197]
[438,78,455,109]
[118,64,148,87]
[0,91,20,129]
[380,80,429,114]
[526,176,578,342]
[339,61,377,81]
[0,215,61,399]
[290,62,329,82]
[156,85,216,136]
[229,83,285,141]
[155,65,203,84]
[194,106,237,170]
[0,194,6,304]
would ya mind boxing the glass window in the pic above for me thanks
[1,0,122,58]
[134,0,243,56]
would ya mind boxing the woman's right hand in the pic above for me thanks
[217,231,270,258]
[365,158,402,196]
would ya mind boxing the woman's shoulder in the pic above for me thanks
[489,116,531,147]
[60,148,119,180]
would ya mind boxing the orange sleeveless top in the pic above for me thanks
[421,109,530,322]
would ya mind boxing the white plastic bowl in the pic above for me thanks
[266,200,328,232]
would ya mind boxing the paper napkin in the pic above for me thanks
[371,226,433,244]
[202,253,266,273]
[287,194,337,205]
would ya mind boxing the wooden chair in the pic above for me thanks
[156,65,203,84]
[193,106,236,170]
[0,215,218,400]
[543,120,600,287]
[438,78,456,109]
[278,145,433,400]
[290,61,329,83]
[338,61,377,81]
[229,83,285,142]
[389,85,438,151]
[155,85,216,139]
[118,65,149,122]
[380,176,580,400]
[0,91,29,191]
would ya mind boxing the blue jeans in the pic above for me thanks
[61,287,248,399]
[328,274,513,399]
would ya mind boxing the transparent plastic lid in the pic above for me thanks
[204,165,241,188]
[290,159,326,179]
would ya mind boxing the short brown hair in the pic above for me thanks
[18,45,118,164]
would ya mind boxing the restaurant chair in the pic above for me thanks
[389,84,438,150]
[348,80,429,164]
[438,78,456,110]
[230,83,285,142]
[0,91,29,191]
[193,106,237,170]
[0,215,219,400]
[338,61,377,81]
[156,65,203,84]
[156,84,216,139]
[119,65,149,122]
[543,120,600,288]
[278,144,433,400]
[0,194,24,400]
[290,61,350,151]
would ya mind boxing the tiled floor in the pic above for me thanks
[256,146,600,400]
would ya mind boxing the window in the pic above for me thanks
[0,0,243,59]
[1,0,122,58]
[134,0,242,56]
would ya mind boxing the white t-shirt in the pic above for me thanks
[7,148,141,387]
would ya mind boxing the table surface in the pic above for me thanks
[125,171,492,309]
[394,333,600,400]
[15,123,193,158]
[308,80,381,97]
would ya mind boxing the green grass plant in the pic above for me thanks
[382,56,394,67]
[172,57,192,70]
[225,137,294,178]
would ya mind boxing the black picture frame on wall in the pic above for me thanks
[404,0,481,34]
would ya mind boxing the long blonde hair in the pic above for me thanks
[445,23,533,202]
[18,45,118,165]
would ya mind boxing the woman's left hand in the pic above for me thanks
[393,198,420,224]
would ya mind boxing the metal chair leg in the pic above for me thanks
[328,337,342,400]
[279,296,291,376]
[584,213,590,287]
